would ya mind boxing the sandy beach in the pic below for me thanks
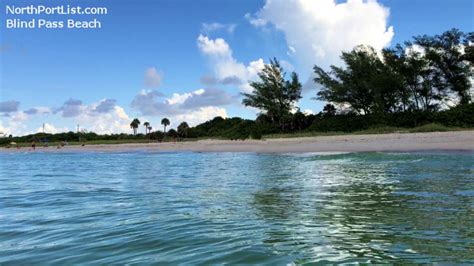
[2,131,473,153]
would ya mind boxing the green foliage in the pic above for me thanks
[2,29,472,145]
[307,103,473,133]
[177,122,190,138]
[315,29,473,114]
[414,28,473,104]
[167,129,178,139]
[242,58,302,129]
[315,46,403,114]
[2,104,472,146]
[250,124,263,140]
[322,104,337,117]
[161,118,170,133]
[192,117,254,140]
[143,122,150,134]
[149,130,165,141]
[408,123,452,133]
[130,118,141,135]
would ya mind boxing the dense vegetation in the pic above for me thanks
[1,29,472,145]
[315,29,472,113]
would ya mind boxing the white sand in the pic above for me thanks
[2,131,473,153]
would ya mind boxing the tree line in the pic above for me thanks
[121,27,474,142]
[2,28,472,145]
[243,28,472,131]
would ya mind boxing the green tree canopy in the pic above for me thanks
[177,122,189,138]
[143,121,150,134]
[161,118,170,133]
[314,46,403,115]
[413,28,473,104]
[130,118,141,135]
[242,58,302,128]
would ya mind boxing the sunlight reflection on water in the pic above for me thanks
[0,151,472,264]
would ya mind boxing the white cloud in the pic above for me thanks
[173,106,227,127]
[197,35,233,56]
[24,106,51,115]
[36,123,68,134]
[11,111,28,122]
[249,0,394,70]
[167,92,194,105]
[280,60,295,72]
[0,111,31,136]
[405,44,425,57]
[244,13,267,27]
[132,88,235,114]
[54,98,85,117]
[74,104,131,135]
[49,98,132,135]
[197,35,265,92]
[131,87,236,128]
[201,22,237,34]
[144,67,163,88]
[303,109,314,115]
[0,100,20,113]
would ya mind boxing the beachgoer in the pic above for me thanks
[31,141,36,150]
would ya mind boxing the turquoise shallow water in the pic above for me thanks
[0,151,473,264]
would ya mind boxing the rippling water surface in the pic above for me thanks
[0,151,473,264]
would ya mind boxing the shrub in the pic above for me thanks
[408,123,451,133]
[250,125,263,140]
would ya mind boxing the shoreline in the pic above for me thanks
[1,131,473,154]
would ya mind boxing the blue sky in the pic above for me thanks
[1,0,472,135]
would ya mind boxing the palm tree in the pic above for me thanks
[143,121,150,134]
[130,118,140,135]
[161,118,170,134]
[147,126,153,140]
[177,121,189,139]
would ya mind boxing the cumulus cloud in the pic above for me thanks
[303,109,314,115]
[131,88,236,116]
[200,75,219,85]
[131,87,237,126]
[36,123,68,134]
[201,22,237,34]
[93,99,117,113]
[197,34,265,92]
[405,44,426,57]
[249,0,394,70]
[173,106,227,127]
[244,13,267,27]
[54,98,84,117]
[0,100,20,113]
[0,98,131,136]
[49,98,130,134]
[144,67,163,88]
[197,34,233,56]
[0,111,31,136]
[76,105,131,134]
[54,98,120,118]
[24,107,51,115]
[181,88,236,109]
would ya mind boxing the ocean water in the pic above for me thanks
[0,151,473,264]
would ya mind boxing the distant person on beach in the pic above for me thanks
[31,141,36,150]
